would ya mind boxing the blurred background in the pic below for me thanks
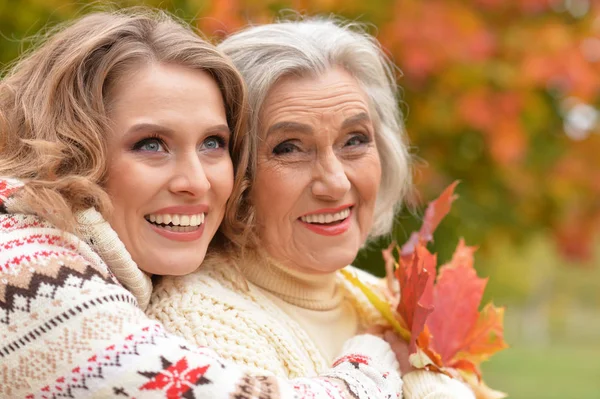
[1,0,598,397]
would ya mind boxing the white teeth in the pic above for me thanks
[145,212,205,227]
[300,208,350,224]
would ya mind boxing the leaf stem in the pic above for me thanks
[340,269,412,342]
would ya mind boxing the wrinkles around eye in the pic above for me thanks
[272,140,301,155]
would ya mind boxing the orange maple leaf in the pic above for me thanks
[426,240,488,364]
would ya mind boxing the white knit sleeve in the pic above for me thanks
[316,334,403,399]
[402,370,476,399]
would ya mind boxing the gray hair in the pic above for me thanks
[219,17,411,243]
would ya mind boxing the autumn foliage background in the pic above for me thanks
[1,0,598,397]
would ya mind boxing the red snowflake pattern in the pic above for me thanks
[139,356,210,399]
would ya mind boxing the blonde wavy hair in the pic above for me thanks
[0,8,249,240]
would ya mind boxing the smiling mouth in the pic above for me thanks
[299,207,351,225]
[144,212,205,232]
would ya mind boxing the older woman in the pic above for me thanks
[147,18,475,398]
[0,9,402,398]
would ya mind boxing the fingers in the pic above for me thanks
[383,330,414,375]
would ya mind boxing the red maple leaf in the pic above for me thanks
[395,245,436,353]
[427,240,488,364]
[400,181,459,256]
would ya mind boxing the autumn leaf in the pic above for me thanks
[409,326,445,372]
[395,244,436,352]
[344,182,508,399]
[339,268,411,342]
[383,242,399,298]
[456,303,509,365]
[400,181,459,256]
[426,240,488,363]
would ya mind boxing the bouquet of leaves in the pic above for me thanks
[342,182,508,398]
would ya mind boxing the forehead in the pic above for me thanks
[112,64,213,104]
[260,67,372,126]
[108,63,228,128]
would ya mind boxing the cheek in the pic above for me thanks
[252,163,299,226]
[208,159,235,205]
[354,153,382,204]
[105,159,132,208]
[105,157,154,215]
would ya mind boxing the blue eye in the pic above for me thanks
[201,136,226,150]
[133,137,165,152]
[345,134,370,147]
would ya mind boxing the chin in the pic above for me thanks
[311,255,356,274]
[144,253,206,276]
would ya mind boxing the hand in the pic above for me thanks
[383,330,414,375]
[365,324,387,337]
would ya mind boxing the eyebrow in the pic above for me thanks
[341,112,371,130]
[204,124,232,136]
[125,123,231,137]
[266,121,313,136]
[126,123,175,137]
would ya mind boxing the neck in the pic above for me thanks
[242,254,343,310]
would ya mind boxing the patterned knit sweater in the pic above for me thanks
[147,253,476,399]
[0,178,403,399]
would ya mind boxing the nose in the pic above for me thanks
[311,149,351,200]
[168,152,211,196]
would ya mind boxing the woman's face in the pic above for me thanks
[252,67,382,274]
[105,63,233,275]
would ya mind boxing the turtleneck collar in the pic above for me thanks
[241,254,345,311]
[76,208,153,310]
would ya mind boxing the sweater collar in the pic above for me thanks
[241,254,345,311]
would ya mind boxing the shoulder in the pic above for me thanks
[151,253,249,303]
[0,213,115,282]
[148,253,262,325]
[0,214,148,394]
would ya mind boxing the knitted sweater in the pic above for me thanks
[148,253,476,399]
[0,178,402,399]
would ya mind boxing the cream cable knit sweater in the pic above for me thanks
[0,177,403,399]
[147,253,476,399]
